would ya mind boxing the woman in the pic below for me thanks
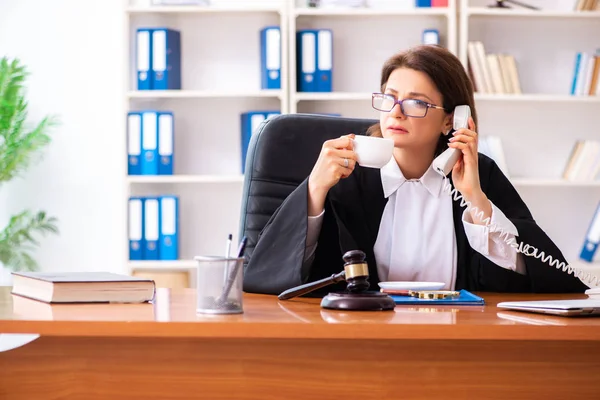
[243,45,588,296]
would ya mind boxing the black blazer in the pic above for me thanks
[244,154,588,296]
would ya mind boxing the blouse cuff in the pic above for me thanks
[462,200,525,275]
[307,209,325,248]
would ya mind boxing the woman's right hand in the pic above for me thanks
[307,134,357,216]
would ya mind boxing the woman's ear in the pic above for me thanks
[442,112,454,135]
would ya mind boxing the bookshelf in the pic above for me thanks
[124,0,288,286]
[123,0,599,288]
[461,0,600,279]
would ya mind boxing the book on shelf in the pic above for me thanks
[521,0,599,11]
[11,272,156,304]
[570,51,600,96]
[467,41,521,95]
[562,140,600,181]
[574,0,600,11]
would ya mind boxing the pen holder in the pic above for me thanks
[194,255,244,314]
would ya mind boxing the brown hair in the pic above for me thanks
[366,45,478,157]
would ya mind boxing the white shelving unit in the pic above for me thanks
[461,0,600,279]
[289,0,458,116]
[124,0,289,286]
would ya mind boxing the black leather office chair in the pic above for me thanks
[238,113,377,268]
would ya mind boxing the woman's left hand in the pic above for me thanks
[448,117,482,201]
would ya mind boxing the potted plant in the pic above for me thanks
[0,56,59,283]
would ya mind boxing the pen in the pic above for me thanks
[225,233,232,258]
[217,236,248,306]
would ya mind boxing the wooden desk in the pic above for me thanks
[1,287,599,399]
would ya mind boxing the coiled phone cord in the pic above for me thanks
[440,176,599,288]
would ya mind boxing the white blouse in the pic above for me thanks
[305,158,526,290]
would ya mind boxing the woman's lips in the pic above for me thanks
[388,126,408,134]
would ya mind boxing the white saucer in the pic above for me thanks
[378,281,445,291]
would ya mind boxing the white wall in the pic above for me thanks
[0,0,127,277]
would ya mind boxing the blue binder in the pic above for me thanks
[422,29,439,45]
[241,111,280,173]
[136,28,152,90]
[128,197,145,260]
[260,26,281,90]
[141,111,158,175]
[416,0,432,7]
[158,111,174,175]
[143,197,160,260]
[152,28,181,90]
[390,290,485,306]
[159,195,179,260]
[241,112,266,173]
[297,30,317,92]
[316,29,332,92]
[580,201,600,262]
[127,112,142,175]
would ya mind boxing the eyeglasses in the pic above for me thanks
[371,93,446,118]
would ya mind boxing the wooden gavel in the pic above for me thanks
[278,250,371,301]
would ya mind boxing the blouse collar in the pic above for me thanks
[380,156,444,199]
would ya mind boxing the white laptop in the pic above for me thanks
[497,299,600,317]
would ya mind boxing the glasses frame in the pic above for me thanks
[371,93,447,118]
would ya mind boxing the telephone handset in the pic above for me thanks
[432,105,471,177]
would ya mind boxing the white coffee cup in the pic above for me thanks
[352,136,394,168]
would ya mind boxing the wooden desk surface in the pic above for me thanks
[2,286,599,340]
[3,286,600,399]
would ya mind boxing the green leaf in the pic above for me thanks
[0,56,58,183]
[0,210,59,271]
[0,57,59,272]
